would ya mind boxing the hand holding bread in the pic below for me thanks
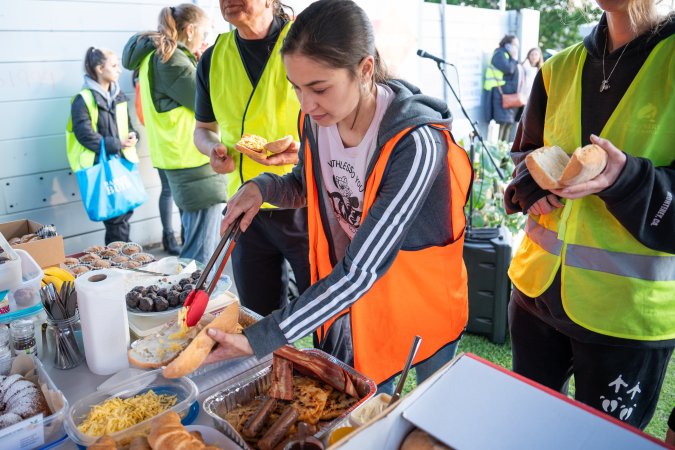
[549,135,627,199]
[526,143,608,190]
[235,134,298,166]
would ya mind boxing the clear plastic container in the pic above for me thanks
[0,325,11,375]
[0,356,69,448]
[0,232,22,300]
[64,368,198,447]
[8,249,44,311]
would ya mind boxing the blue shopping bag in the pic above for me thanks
[76,140,147,221]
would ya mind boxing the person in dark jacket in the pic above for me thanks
[504,1,674,430]
[483,34,521,142]
[123,4,228,264]
[70,47,138,244]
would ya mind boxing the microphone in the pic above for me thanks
[416,49,453,66]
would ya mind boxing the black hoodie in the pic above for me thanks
[505,14,675,348]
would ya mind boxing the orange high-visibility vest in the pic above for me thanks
[302,115,473,384]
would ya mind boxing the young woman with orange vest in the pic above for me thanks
[123,4,228,264]
[66,47,139,244]
[504,1,674,429]
[201,0,473,391]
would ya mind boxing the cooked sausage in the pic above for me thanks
[242,397,277,438]
[257,406,299,450]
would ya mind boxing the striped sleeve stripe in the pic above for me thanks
[281,126,440,341]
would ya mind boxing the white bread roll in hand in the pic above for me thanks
[235,134,268,159]
[163,303,240,378]
[264,135,293,154]
[526,144,607,190]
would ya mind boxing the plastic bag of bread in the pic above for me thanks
[525,144,607,190]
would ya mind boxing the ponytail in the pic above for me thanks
[141,3,207,63]
[84,47,109,80]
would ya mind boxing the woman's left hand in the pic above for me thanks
[258,140,300,166]
[550,134,627,199]
[201,329,254,366]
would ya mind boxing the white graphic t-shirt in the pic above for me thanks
[317,84,394,239]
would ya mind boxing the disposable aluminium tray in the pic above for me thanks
[202,349,377,450]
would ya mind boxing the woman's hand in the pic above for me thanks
[243,140,300,166]
[222,183,263,233]
[210,143,236,174]
[528,194,564,216]
[201,329,254,366]
[550,134,627,199]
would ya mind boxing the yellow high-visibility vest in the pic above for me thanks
[509,37,675,340]
[209,22,299,208]
[65,89,138,172]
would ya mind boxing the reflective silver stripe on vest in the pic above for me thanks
[525,217,563,256]
[565,244,675,282]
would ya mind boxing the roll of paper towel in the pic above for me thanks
[76,270,130,375]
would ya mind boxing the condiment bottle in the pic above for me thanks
[0,325,12,375]
[10,318,37,357]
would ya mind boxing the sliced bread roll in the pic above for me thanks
[163,302,240,378]
[399,429,451,450]
[525,146,570,190]
[559,144,607,186]
[264,135,293,154]
[235,134,268,159]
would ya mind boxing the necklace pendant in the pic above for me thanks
[600,80,610,92]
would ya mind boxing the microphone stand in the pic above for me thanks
[434,60,504,181]
[432,60,505,238]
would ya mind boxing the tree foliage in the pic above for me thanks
[429,0,602,51]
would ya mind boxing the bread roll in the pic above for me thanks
[559,144,607,186]
[399,429,452,450]
[264,135,293,154]
[235,134,268,159]
[147,411,220,450]
[88,436,117,449]
[525,146,569,190]
[162,303,239,378]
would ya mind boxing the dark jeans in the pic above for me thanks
[509,300,673,430]
[157,169,175,235]
[103,211,133,244]
[231,208,310,316]
[498,122,514,142]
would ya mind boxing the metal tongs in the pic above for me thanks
[183,214,243,327]
[388,335,423,407]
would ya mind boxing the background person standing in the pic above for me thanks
[123,4,227,264]
[193,0,310,316]
[483,34,521,142]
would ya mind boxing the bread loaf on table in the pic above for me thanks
[162,303,240,378]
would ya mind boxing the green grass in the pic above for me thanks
[295,333,674,439]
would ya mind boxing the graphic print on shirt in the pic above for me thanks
[599,374,642,422]
[326,163,364,234]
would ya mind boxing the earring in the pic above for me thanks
[188,36,193,42]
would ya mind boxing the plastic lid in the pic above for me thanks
[0,303,43,324]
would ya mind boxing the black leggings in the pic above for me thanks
[509,300,673,430]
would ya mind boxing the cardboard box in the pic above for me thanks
[332,353,666,450]
[0,220,65,268]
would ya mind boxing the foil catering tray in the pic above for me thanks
[202,349,376,449]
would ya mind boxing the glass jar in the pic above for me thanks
[46,313,84,370]
[0,325,12,375]
[10,318,37,357]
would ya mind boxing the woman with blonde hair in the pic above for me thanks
[505,0,674,429]
[123,4,228,263]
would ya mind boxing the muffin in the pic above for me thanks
[122,260,142,269]
[98,248,119,259]
[92,259,112,269]
[64,257,80,267]
[111,255,130,265]
[70,264,91,276]
[85,245,105,253]
[121,243,142,256]
[131,253,154,264]
[107,241,126,250]
[79,253,101,264]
